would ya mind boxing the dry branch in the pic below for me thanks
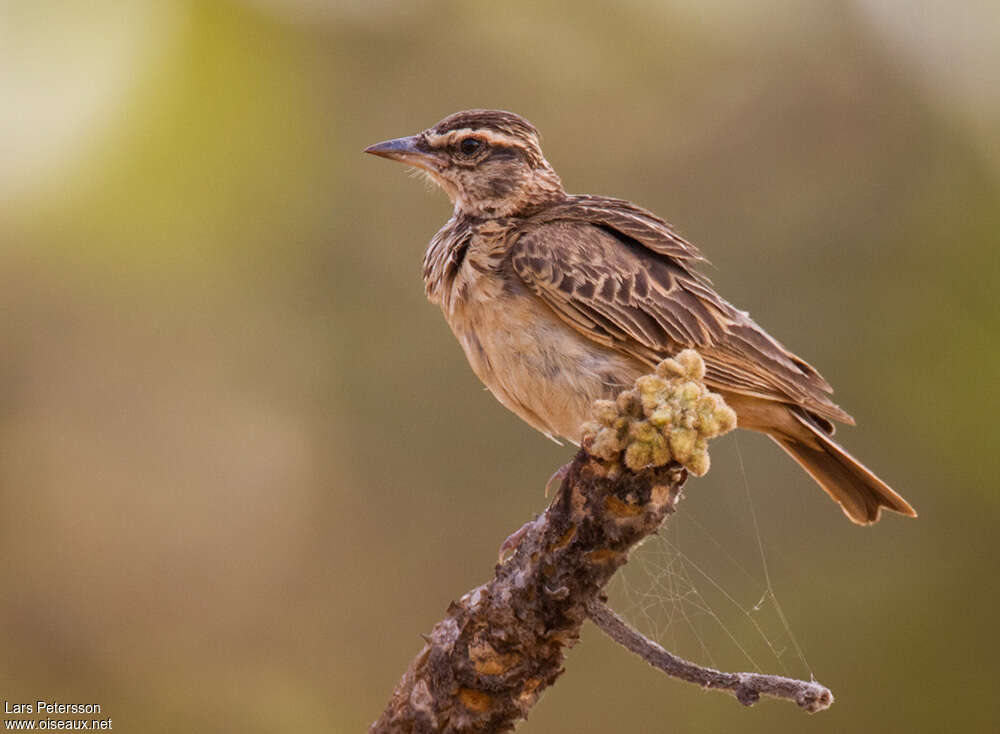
[586,598,832,712]
[370,351,832,733]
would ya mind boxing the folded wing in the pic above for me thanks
[510,196,853,427]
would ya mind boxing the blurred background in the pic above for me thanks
[1,1,998,731]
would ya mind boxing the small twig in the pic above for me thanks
[586,598,833,713]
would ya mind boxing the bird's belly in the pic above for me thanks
[446,291,644,442]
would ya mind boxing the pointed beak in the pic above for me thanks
[364,135,441,171]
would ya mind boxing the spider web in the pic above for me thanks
[605,437,814,681]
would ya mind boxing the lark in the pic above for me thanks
[365,110,915,525]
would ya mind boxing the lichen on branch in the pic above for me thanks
[582,349,737,475]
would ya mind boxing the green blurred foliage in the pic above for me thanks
[1,1,998,731]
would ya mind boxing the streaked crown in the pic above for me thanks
[415,109,546,171]
[366,109,562,216]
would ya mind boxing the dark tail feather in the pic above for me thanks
[772,414,917,525]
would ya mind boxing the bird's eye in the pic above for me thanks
[458,137,484,156]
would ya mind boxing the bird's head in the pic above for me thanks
[365,110,564,217]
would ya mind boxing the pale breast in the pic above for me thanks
[442,262,643,443]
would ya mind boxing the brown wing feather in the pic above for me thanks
[510,195,853,426]
[525,195,709,268]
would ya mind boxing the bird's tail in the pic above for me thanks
[772,412,916,525]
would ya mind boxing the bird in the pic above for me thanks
[365,109,916,525]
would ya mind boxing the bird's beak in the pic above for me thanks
[364,135,441,172]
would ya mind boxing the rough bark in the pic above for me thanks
[370,452,686,733]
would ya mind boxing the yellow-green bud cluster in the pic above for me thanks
[581,350,737,475]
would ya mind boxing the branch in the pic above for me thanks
[370,351,832,733]
[586,599,833,712]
